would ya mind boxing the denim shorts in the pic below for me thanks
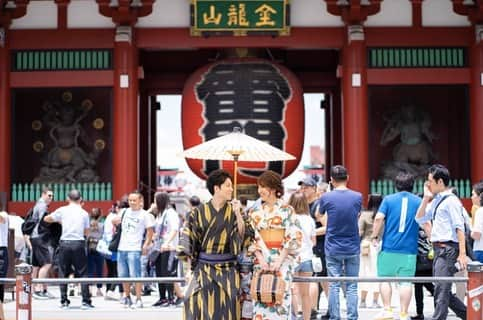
[117,251,142,278]
[295,260,313,273]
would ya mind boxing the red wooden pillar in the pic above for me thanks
[330,85,343,168]
[0,28,11,200]
[112,27,139,200]
[341,25,369,197]
[470,27,483,183]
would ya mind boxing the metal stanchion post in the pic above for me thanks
[15,263,32,320]
[467,261,483,320]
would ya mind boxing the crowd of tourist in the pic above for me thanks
[0,162,481,320]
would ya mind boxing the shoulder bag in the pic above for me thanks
[148,211,168,264]
[108,209,126,252]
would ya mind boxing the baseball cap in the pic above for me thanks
[298,177,317,187]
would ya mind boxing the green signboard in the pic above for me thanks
[191,0,290,36]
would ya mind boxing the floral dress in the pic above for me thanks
[248,200,302,320]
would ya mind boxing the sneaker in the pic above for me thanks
[310,309,319,320]
[410,315,424,320]
[399,313,410,320]
[33,291,49,300]
[60,299,70,309]
[142,287,153,296]
[371,301,382,309]
[81,302,95,310]
[173,297,184,307]
[131,299,143,309]
[122,296,133,308]
[68,284,76,296]
[43,291,56,299]
[374,308,394,320]
[320,312,330,320]
[152,299,168,308]
[360,301,367,308]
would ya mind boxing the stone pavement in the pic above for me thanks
[3,285,463,320]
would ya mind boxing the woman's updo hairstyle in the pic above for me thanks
[257,170,284,198]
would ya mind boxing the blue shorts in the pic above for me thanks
[474,250,483,263]
[117,251,142,278]
[295,260,313,273]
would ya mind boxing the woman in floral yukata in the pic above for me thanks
[248,170,303,320]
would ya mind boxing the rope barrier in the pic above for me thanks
[10,262,483,320]
[0,276,469,285]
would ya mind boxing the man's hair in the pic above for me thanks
[41,186,52,194]
[394,172,415,192]
[129,190,144,202]
[206,169,233,195]
[330,165,348,182]
[189,195,201,207]
[257,170,284,198]
[473,181,483,197]
[428,164,450,186]
[67,189,82,201]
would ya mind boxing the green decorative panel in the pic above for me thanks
[370,178,471,198]
[12,50,112,71]
[191,0,290,36]
[368,48,467,68]
[11,182,113,202]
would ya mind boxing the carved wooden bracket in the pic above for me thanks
[452,0,483,24]
[0,0,29,28]
[96,0,154,26]
[325,0,383,25]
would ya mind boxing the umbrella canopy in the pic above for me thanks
[180,127,296,198]
[180,127,296,162]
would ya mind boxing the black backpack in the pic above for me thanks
[416,229,433,271]
[21,207,36,235]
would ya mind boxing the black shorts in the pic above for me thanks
[31,237,53,267]
[0,247,8,303]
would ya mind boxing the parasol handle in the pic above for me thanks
[233,154,239,199]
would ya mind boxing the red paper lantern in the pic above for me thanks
[182,58,304,184]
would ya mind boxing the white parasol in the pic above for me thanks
[180,127,296,198]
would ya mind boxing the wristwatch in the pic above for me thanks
[371,235,379,241]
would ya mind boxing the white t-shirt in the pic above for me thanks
[51,204,90,241]
[8,215,25,252]
[118,208,155,252]
[156,208,180,249]
[0,212,9,247]
[295,214,316,262]
[473,207,483,252]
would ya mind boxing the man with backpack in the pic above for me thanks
[415,164,467,320]
[23,187,55,299]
